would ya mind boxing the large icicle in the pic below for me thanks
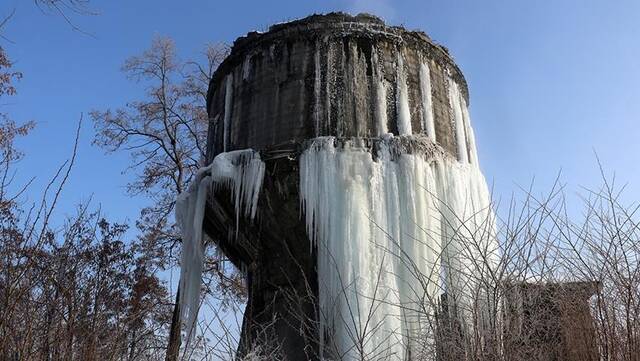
[242,56,252,80]
[300,135,495,360]
[223,75,234,152]
[313,41,322,136]
[419,62,436,141]
[175,149,265,342]
[175,172,211,344]
[461,98,479,165]
[372,47,389,136]
[396,53,412,135]
[448,77,469,163]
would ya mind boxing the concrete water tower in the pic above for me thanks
[180,12,495,360]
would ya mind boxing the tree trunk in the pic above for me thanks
[165,287,181,361]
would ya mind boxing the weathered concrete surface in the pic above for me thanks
[203,12,474,359]
[203,153,317,359]
[206,12,470,161]
[502,281,600,361]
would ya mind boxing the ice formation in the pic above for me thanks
[175,149,265,341]
[372,48,389,136]
[314,43,323,136]
[242,55,252,80]
[223,75,234,152]
[395,54,412,136]
[300,134,495,359]
[448,77,469,163]
[419,62,436,141]
[179,35,496,358]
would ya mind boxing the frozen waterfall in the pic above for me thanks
[300,135,496,360]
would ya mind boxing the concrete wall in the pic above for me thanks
[206,12,471,164]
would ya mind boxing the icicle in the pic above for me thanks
[300,135,495,360]
[175,149,265,345]
[242,56,252,80]
[372,47,389,136]
[175,174,211,344]
[419,62,436,141]
[448,78,469,163]
[396,53,412,136]
[210,150,266,227]
[314,41,322,136]
[325,42,333,135]
[223,75,234,152]
[461,98,479,166]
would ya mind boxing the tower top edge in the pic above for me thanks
[208,12,469,107]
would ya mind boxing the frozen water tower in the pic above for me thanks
[177,12,495,360]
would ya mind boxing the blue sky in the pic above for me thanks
[3,0,640,226]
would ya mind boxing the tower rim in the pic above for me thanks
[206,12,470,112]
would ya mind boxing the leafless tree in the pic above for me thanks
[33,0,96,33]
[0,46,176,360]
[91,37,235,291]
[90,37,237,361]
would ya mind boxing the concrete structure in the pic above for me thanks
[205,13,478,360]
[201,13,480,360]
[202,13,478,359]
[502,281,600,361]
[206,13,469,158]
[195,12,598,360]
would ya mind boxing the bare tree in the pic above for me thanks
[33,0,96,33]
[0,43,176,360]
[90,37,239,361]
[91,37,234,284]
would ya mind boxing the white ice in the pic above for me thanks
[372,48,389,136]
[448,78,469,163]
[175,149,265,343]
[396,54,412,136]
[300,135,496,360]
[420,62,436,141]
[314,42,323,136]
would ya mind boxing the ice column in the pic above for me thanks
[313,42,323,136]
[420,62,436,141]
[175,149,265,342]
[223,75,234,152]
[396,53,412,135]
[448,77,469,163]
[372,47,389,136]
[461,98,479,165]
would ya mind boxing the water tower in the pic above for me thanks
[177,13,495,360]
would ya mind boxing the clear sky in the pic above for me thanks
[3,0,640,225]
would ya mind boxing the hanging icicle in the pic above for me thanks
[396,52,412,136]
[223,75,234,152]
[175,149,265,343]
[420,61,436,141]
[448,77,469,164]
